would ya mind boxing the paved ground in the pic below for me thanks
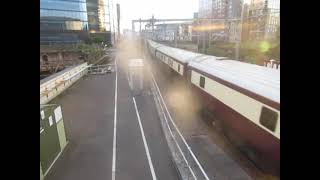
[46,71,116,180]
[115,49,179,180]
[45,45,179,180]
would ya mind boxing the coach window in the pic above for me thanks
[200,76,205,88]
[259,106,278,132]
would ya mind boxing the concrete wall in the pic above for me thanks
[40,51,84,65]
[40,63,88,104]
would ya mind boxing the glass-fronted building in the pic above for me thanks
[86,0,111,32]
[40,0,90,44]
[40,0,113,45]
[198,0,213,19]
[86,0,112,43]
[264,0,280,40]
[198,0,243,42]
[248,0,280,40]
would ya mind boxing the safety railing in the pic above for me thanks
[40,63,89,104]
[88,64,114,75]
[264,59,280,70]
[150,72,210,180]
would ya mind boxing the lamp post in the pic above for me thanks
[235,0,245,61]
[116,4,120,40]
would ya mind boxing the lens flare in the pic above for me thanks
[260,41,270,52]
[192,23,225,32]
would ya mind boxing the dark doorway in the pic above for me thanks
[42,55,49,64]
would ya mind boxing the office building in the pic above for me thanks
[40,0,90,44]
[248,0,280,40]
[86,0,112,43]
[40,0,113,45]
[198,0,243,42]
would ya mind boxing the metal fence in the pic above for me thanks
[264,59,280,70]
[87,64,114,75]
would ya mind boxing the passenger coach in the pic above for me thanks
[146,40,280,173]
[188,58,280,172]
[148,40,202,79]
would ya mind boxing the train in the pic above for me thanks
[145,39,280,174]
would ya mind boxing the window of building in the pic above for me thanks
[178,64,180,72]
[259,106,278,132]
[199,76,205,88]
[42,55,49,64]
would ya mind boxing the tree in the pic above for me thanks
[73,43,104,64]
[93,36,104,44]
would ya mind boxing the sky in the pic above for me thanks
[112,0,199,32]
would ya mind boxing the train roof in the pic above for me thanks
[189,58,280,104]
[147,40,164,49]
[148,40,226,64]
[156,45,203,64]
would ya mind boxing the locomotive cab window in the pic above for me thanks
[259,106,278,132]
[199,76,205,88]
